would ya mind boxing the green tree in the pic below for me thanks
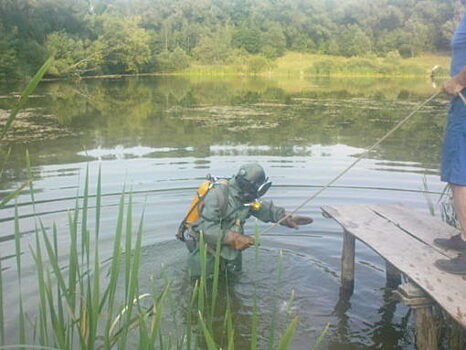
[193,28,233,64]
[0,0,462,78]
[376,6,404,32]
[288,30,317,52]
[94,15,151,74]
[0,24,18,79]
[233,25,262,54]
[260,23,286,58]
[399,18,433,57]
[45,31,93,76]
[337,25,372,57]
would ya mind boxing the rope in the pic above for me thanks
[259,90,442,236]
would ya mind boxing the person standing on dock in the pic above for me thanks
[434,0,466,274]
[182,163,313,278]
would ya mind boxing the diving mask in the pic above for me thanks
[235,163,272,200]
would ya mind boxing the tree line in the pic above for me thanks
[0,0,461,79]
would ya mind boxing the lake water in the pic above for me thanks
[0,75,451,349]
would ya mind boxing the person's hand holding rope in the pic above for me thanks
[443,66,466,104]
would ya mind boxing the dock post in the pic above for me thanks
[341,230,355,295]
[394,282,438,350]
[414,305,438,350]
[448,316,465,350]
[385,261,402,289]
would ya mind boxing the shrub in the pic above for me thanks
[398,44,415,58]
[156,47,190,72]
[247,55,270,74]
[345,57,378,74]
[309,59,345,75]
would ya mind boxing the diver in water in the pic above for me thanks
[182,163,313,278]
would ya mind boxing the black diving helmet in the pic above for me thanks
[235,163,272,200]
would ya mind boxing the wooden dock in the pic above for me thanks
[322,202,466,350]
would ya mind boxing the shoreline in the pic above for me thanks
[38,72,445,83]
[2,52,450,83]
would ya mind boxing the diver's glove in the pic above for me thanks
[224,231,255,250]
[280,214,313,229]
[443,66,466,96]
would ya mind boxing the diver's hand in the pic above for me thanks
[224,231,255,250]
[280,215,313,229]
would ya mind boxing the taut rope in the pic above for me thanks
[260,91,442,236]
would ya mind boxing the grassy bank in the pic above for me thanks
[179,52,451,78]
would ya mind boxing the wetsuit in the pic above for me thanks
[186,178,285,278]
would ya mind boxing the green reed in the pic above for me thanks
[0,252,3,346]
[0,57,53,141]
[14,203,26,345]
[250,222,261,350]
[422,175,435,216]
[1,164,329,349]
[312,323,330,350]
[266,248,283,350]
[0,57,52,211]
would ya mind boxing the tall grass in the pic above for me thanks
[307,56,427,77]
[178,52,450,78]
[0,167,330,349]
[0,251,3,346]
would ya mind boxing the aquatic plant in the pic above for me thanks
[0,166,329,349]
[0,57,53,209]
[0,57,53,141]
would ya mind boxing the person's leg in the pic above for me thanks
[452,184,466,240]
[434,184,466,274]
[187,248,216,279]
[433,184,466,250]
[435,96,466,273]
[222,251,243,275]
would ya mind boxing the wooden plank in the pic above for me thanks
[321,204,466,329]
[370,202,458,258]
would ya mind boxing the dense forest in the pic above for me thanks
[0,0,462,79]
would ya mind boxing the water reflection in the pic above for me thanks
[0,76,447,191]
[0,76,447,163]
[0,76,450,349]
[331,283,411,350]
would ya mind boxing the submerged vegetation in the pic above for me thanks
[0,0,460,79]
